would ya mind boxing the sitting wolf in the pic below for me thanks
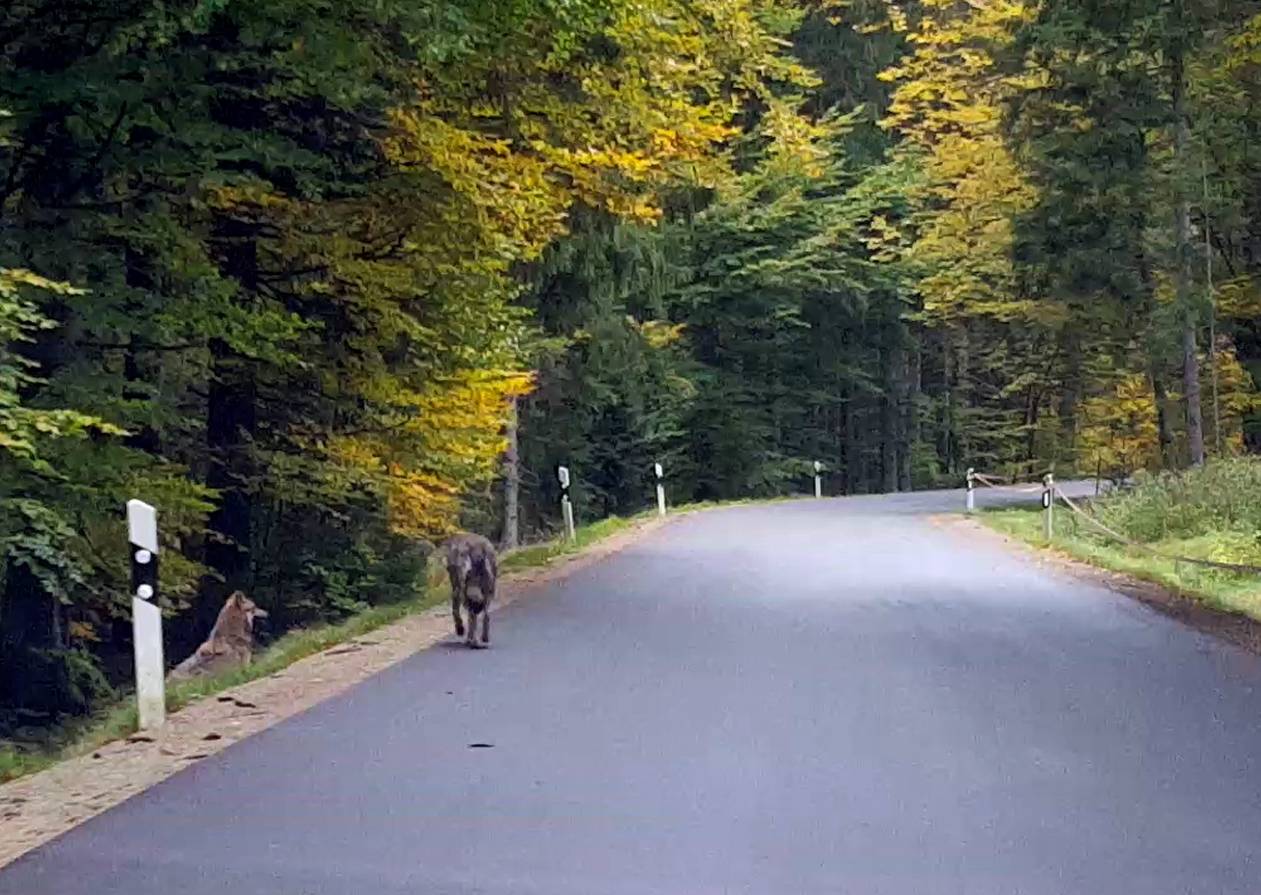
[444,533,498,649]
[168,591,269,680]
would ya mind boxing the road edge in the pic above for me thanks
[0,513,676,870]
[942,514,1261,656]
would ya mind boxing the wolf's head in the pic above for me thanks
[234,591,269,625]
[213,591,269,642]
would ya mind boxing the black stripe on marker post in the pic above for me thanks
[126,499,160,602]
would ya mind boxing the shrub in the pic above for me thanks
[1095,457,1261,543]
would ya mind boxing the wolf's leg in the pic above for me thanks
[449,570,465,637]
[476,567,495,646]
[465,607,479,647]
[451,596,465,636]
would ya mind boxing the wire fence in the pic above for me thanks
[966,468,1261,578]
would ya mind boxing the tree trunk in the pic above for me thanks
[1204,161,1223,456]
[205,221,259,603]
[1136,236,1174,470]
[904,339,922,491]
[122,247,162,454]
[890,336,911,492]
[842,384,860,495]
[500,397,520,551]
[205,339,256,594]
[1182,318,1204,466]
[881,346,898,494]
[1172,11,1205,467]
[956,329,971,473]
[1058,330,1081,466]
[939,331,953,477]
[1025,388,1040,462]
[1150,368,1175,467]
[942,327,966,477]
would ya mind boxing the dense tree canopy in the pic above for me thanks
[2,0,1258,727]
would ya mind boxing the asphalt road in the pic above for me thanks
[4,486,1260,894]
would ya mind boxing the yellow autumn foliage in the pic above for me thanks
[879,0,1040,322]
[1078,343,1260,478]
[339,0,819,537]
[1209,341,1261,456]
[1217,276,1261,320]
[1077,374,1162,477]
[328,371,536,539]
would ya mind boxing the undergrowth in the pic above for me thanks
[1094,458,1261,542]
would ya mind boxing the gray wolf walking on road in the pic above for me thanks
[444,533,498,648]
[168,591,269,680]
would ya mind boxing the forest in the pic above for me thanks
[2,0,1259,726]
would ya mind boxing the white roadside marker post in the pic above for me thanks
[126,499,165,730]
[966,467,976,514]
[655,462,667,517]
[558,466,576,542]
[814,461,823,499]
[1042,473,1055,541]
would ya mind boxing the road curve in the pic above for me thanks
[3,488,1260,894]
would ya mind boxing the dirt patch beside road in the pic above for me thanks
[0,515,671,869]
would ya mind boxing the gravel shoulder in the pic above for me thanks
[0,515,672,869]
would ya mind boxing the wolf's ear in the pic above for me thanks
[229,591,245,607]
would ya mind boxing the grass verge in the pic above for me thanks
[981,507,1261,622]
[0,512,657,784]
[498,514,643,572]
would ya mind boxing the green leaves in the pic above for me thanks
[0,270,121,474]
